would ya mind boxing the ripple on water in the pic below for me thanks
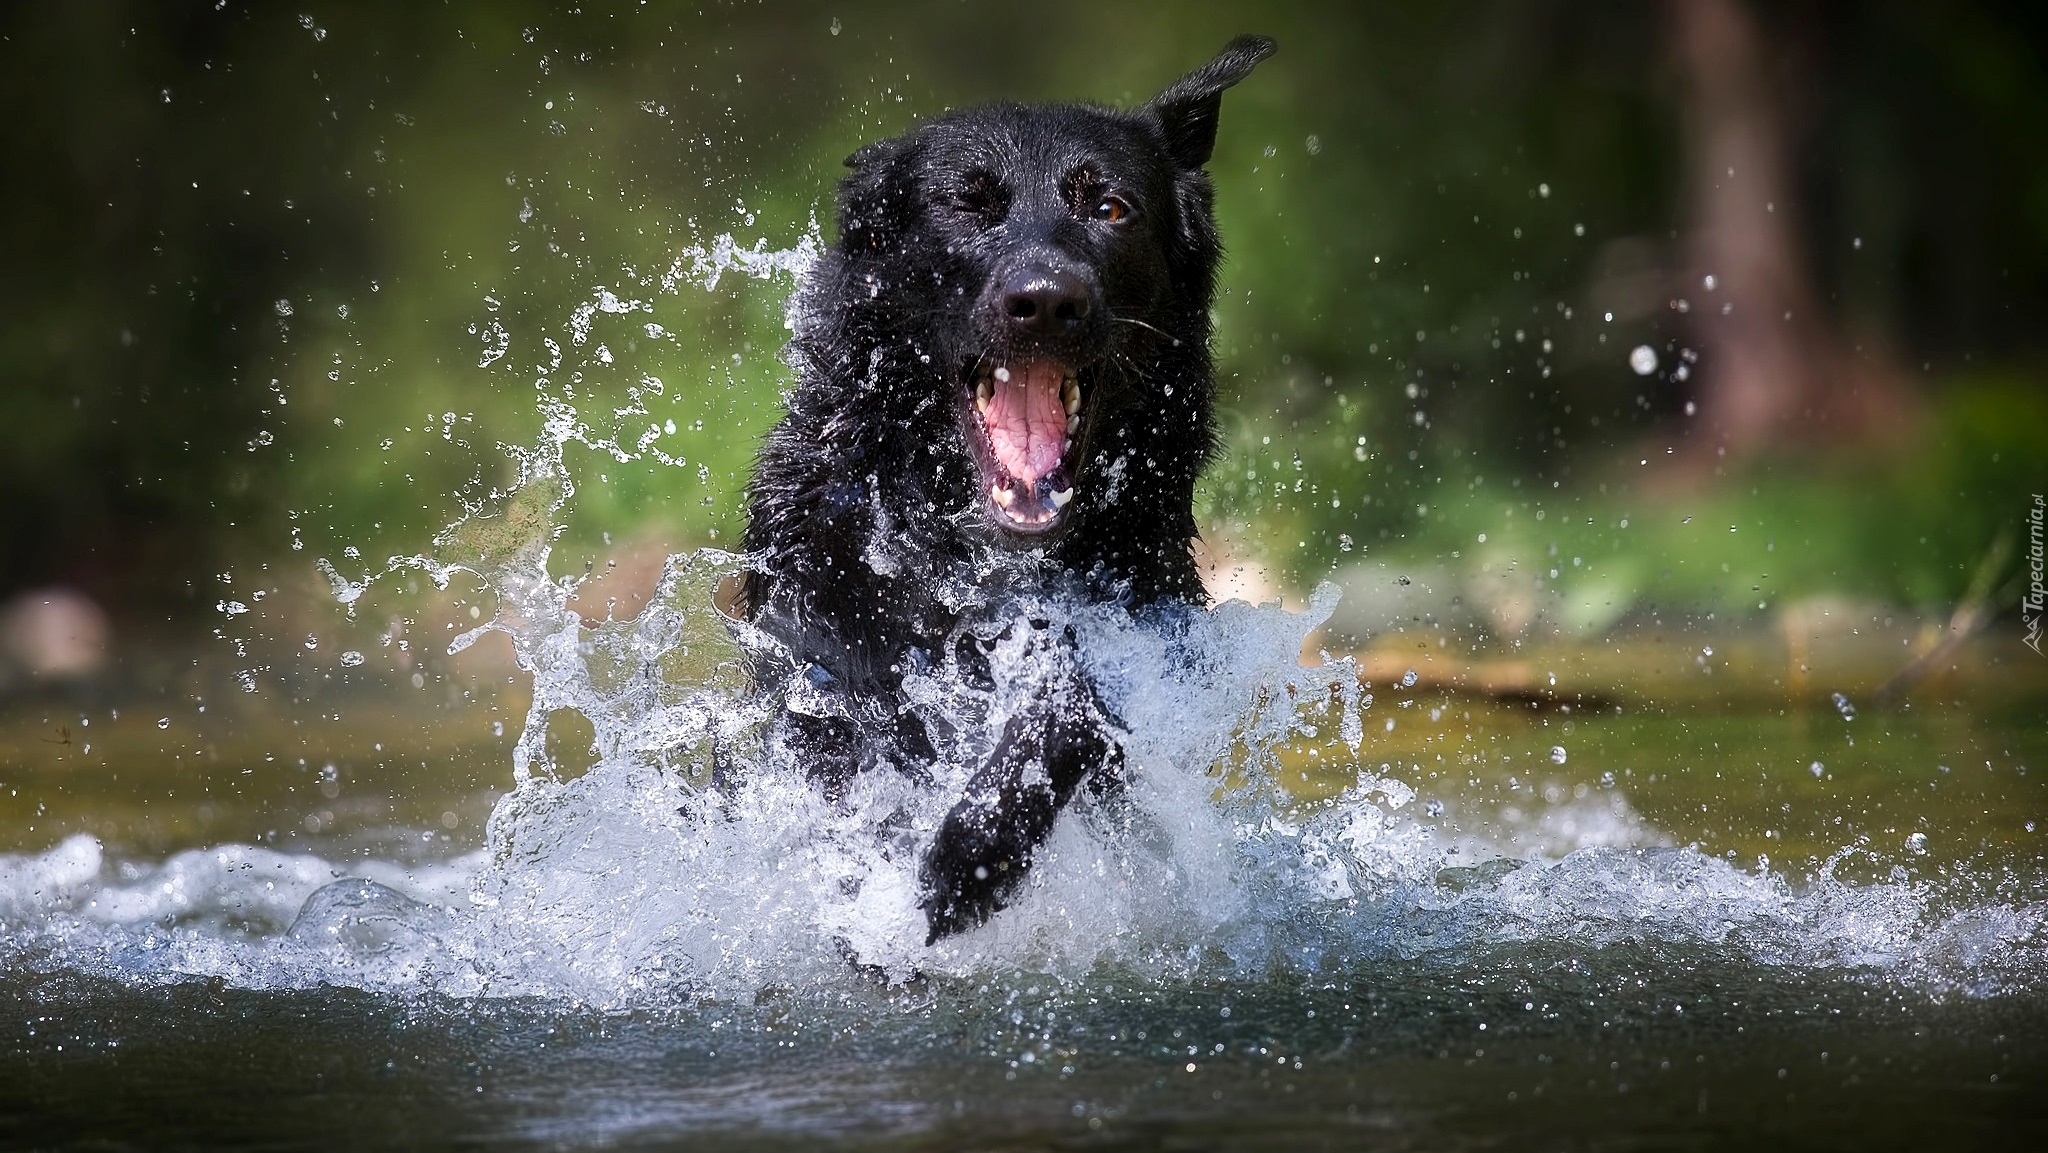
[2,562,2043,1009]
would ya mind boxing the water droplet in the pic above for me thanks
[1628,345,1658,375]
[1549,745,1568,765]
[1424,799,1444,818]
[339,650,365,668]
[1905,832,1928,855]
[1831,692,1856,721]
[1399,669,1418,688]
[1599,771,1616,788]
[156,717,170,730]
[1810,761,1825,778]
[829,16,842,35]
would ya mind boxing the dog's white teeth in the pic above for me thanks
[975,377,992,414]
[990,482,1013,508]
[1049,486,1073,509]
[1061,376,1081,416]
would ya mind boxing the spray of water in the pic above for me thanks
[3,229,2042,1008]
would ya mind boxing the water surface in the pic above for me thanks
[4,567,2043,1149]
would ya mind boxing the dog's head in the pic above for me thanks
[811,36,1274,543]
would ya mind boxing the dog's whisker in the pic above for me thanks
[1110,314,1174,340]
[1107,349,1148,382]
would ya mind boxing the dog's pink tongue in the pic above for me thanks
[984,363,1067,485]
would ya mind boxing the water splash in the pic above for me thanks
[308,220,823,621]
[9,537,2044,1006]
[5,225,2043,1011]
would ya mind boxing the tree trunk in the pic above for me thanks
[1666,0,1914,464]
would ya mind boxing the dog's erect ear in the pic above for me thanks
[1145,34,1276,170]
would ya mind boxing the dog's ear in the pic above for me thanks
[837,137,913,253]
[1145,35,1276,170]
[842,139,897,171]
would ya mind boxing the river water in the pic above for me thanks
[5,237,2045,1149]
[4,552,2044,1148]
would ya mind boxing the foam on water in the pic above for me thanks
[5,230,2042,1010]
[6,550,2043,1005]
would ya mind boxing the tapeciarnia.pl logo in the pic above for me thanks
[2026,493,2045,656]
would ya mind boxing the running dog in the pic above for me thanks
[740,36,1276,942]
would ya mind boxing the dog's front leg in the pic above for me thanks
[917,696,1122,943]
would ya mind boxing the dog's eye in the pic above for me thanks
[951,172,1006,220]
[1093,195,1132,223]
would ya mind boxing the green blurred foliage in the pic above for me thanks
[2,0,2044,635]
[1429,379,2048,627]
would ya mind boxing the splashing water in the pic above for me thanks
[4,230,2043,1015]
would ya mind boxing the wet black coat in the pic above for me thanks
[738,36,1275,942]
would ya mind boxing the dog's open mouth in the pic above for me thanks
[966,358,1088,535]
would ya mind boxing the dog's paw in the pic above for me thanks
[918,865,1009,946]
[917,788,1054,944]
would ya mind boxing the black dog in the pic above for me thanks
[739,36,1275,943]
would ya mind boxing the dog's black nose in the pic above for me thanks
[999,268,1093,333]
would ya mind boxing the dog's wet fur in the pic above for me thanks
[740,36,1275,944]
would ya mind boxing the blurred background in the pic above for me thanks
[7,9,2048,1141]
[2,0,2044,718]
